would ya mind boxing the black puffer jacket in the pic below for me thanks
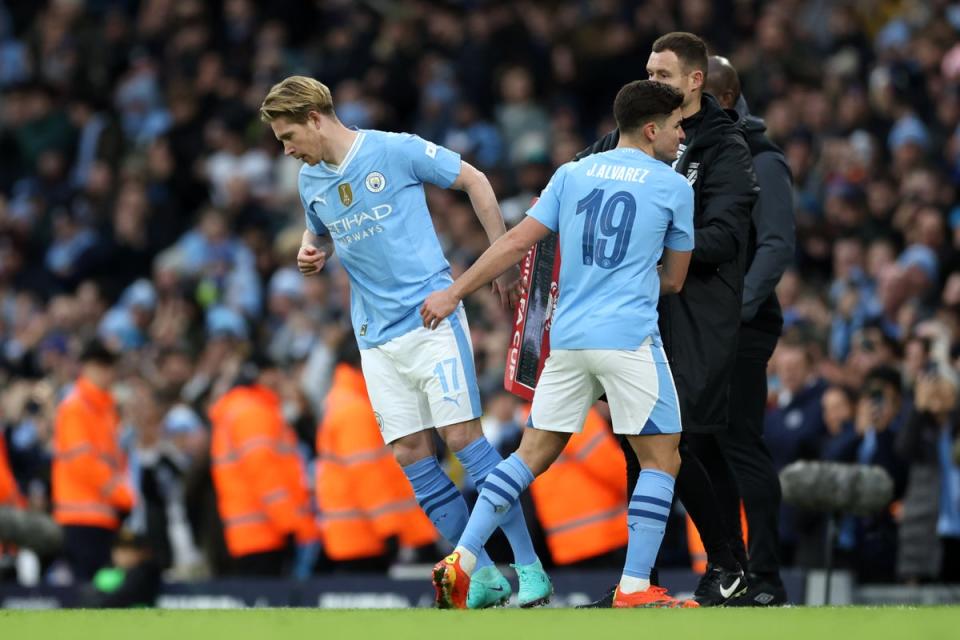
[577,93,757,432]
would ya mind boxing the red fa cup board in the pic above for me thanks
[503,229,560,400]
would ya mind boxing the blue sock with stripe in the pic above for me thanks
[455,438,538,566]
[623,469,675,580]
[403,456,492,569]
[457,453,535,561]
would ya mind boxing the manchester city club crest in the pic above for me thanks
[338,183,353,206]
[365,171,386,193]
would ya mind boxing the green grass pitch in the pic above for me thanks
[1,607,958,640]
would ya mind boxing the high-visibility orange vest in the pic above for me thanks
[0,434,25,508]
[277,414,319,546]
[210,384,317,558]
[52,377,135,529]
[316,364,436,561]
[530,408,629,565]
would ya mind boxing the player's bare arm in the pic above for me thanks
[297,228,334,276]
[450,160,521,309]
[421,217,551,329]
[659,247,692,294]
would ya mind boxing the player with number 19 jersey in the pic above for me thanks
[527,147,694,351]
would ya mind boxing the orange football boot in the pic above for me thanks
[613,585,700,608]
[432,552,471,609]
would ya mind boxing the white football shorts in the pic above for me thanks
[530,337,682,436]
[360,307,482,443]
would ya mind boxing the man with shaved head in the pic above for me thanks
[705,55,795,606]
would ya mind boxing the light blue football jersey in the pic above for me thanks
[298,130,462,348]
[527,147,694,351]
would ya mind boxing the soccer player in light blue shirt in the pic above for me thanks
[259,76,551,608]
[423,80,697,608]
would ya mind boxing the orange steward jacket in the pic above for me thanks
[52,377,135,529]
[210,384,318,558]
[0,434,25,508]
[316,365,436,560]
[530,408,628,565]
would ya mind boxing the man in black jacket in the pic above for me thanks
[577,33,758,606]
[705,56,795,606]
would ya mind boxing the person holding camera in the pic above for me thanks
[897,369,960,583]
[821,366,907,581]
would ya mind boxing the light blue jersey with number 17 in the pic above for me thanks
[527,147,694,351]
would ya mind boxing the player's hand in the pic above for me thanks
[421,289,459,330]
[297,245,326,276]
[492,265,522,310]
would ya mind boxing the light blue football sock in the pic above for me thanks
[623,468,675,579]
[458,453,535,560]
[455,438,539,566]
[403,455,492,569]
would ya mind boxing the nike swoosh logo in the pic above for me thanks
[719,577,741,599]
[489,586,504,592]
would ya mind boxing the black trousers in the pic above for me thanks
[717,329,782,576]
[62,525,116,582]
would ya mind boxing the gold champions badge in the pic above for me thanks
[338,183,353,206]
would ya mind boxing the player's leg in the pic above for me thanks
[618,432,698,607]
[615,433,743,581]
[360,344,495,578]
[442,421,538,568]
[434,426,571,609]
[432,349,593,608]
[453,426,571,569]
[416,307,548,605]
[599,343,696,608]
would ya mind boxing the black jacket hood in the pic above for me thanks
[684,92,742,150]
[734,94,773,138]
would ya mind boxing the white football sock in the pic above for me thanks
[454,546,477,574]
[619,575,651,594]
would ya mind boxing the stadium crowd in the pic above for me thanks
[1,0,960,588]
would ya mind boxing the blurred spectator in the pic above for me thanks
[208,352,317,577]
[765,341,828,473]
[897,372,960,583]
[0,425,26,582]
[822,366,907,581]
[443,101,504,170]
[124,381,202,577]
[161,208,261,317]
[0,429,25,509]
[85,529,161,608]
[496,65,550,167]
[52,339,134,582]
